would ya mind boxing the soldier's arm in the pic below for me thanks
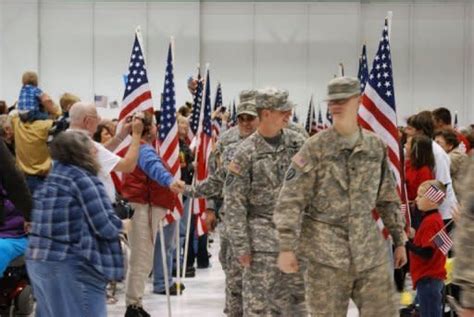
[183,168,225,198]
[223,153,252,257]
[375,147,406,247]
[274,143,316,252]
[453,159,474,309]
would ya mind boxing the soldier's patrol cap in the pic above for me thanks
[237,90,258,117]
[255,88,294,111]
[325,77,361,101]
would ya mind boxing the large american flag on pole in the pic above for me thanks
[115,27,153,156]
[187,70,203,146]
[358,19,410,236]
[159,41,183,225]
[193,68,213,236]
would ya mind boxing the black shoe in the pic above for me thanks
[185,267,195,278]
[154,283,185,296]
[125,305,151,317]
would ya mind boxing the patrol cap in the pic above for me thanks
[237,90,258,117]
[325,77,361,101]
[255,87,293,111]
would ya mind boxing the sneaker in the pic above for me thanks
[125,305,151,317]
[154,283,185,295]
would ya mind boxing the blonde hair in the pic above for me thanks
[22,71,38,86]
[59,93,80,112]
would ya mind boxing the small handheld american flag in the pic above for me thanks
[424,185,446,204]
[431,228,453,256]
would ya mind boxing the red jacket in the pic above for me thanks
[121,143,176,210]
[409,210,446,288]
[405,160,434,201]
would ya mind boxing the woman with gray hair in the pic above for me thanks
[26,130,124,317]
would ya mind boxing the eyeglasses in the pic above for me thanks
[238,115,256,123]
[328,98,350,106]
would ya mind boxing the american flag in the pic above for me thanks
[316,107,326,132]
[292,110,299,123]
[358,19,409,236]
[432,228,453,256]
[187,70,203,145]
[358,44,369,92]
[424,185,446,204]
[211,82,223,137]
[230,100,237,127]
[115,29,153,156]
[305,96,317,134]
[193,68,213,236]
[159,42,183,225]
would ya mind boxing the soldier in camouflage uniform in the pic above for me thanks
[224,88,307,317]
[453,157,474,316]
[184,90,259,317]
[274,77,407,317]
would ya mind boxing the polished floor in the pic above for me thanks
[107,233,360,317]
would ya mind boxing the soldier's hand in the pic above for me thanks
[238,254,251,268]
[393,246,407,269]
[277,251,299,273]
[204,209,217,232]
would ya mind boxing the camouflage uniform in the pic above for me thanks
[184,126,245,317]
[274,127,406,317]
[224,90,307,317]
[453,158,474,309]
[184,92,258,317]
[287,121,309,139]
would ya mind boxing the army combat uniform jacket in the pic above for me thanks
[274,127,406,272]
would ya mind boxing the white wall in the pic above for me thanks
[0,0,473,126]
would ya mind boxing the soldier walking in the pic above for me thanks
[274,77,407,316]
[224,88,307,317]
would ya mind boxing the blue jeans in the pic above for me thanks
[0,237,28,277]
[153,221,177,292]
[417,277,444,317]
[26,257,108,317]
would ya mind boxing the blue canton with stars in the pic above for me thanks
[367,20,396,109]
[159,43,176,142]
[213,83,223,126]
[189,72,203,136]
[358,44,369,93]
[123,35,149,100]
[202,70,212,137]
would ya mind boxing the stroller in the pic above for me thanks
[0,256,34,317]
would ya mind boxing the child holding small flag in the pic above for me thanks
[407,180,449,317]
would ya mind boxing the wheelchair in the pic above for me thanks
[0,256,34,317]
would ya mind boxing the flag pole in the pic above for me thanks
[182,63,210,281]
[159,220,172,317]
[169,36,182,296]
[338,62,345,77]
[181,64,202,281]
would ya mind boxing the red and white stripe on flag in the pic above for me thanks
[432,229,453,255]
[113,29,154,184]
[192,68,213,236]
[358,19,410,238]
[159,41,183,225]
[424,185,446,204]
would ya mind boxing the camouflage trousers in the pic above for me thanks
[242,252,306,317]
[219,230,243,317]
[306,261,398,317]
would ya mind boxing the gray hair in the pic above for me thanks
[69,102,96,126]
[50,130,100,175]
